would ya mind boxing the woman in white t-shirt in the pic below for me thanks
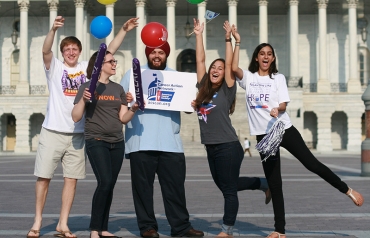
[230,26,364,238]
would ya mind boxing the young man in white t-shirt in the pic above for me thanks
[27,15,137,238]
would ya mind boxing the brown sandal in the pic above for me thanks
[346,187,364,206]
[54,230,77,238]
[26,229,40,238]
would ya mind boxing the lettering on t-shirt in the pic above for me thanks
[97,95,121,101]
[61,70,87,96]
[248,82,271,110]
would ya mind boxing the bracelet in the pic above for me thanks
[235,43,240,46]
[130,108,137,113]
[225,38,232,42]
[235,42,240,44]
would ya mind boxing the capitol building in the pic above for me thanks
[0,0,368,156]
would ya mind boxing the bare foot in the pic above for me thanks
[101,231,116,236]
[90,230,100,238]
[346,187,364,206]
[266,231,286,238]
[216,231,232,237]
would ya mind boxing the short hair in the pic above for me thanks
[60,36,82,53]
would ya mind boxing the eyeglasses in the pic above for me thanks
[104,60,118,66]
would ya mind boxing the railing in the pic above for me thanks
[0,85,46,95]
[0,86,16,95]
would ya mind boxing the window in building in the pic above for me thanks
[177,49,196,73]
[360,53,365,85]
[10,49,20,86]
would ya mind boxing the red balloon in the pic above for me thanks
[141,22,168,48]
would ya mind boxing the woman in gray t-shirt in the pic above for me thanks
[192,19,271,237]
[72,51,140,238]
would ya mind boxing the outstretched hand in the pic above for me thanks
[123,17,139,32]
[52,16,65,31]
[193,18,204,35]
[223,21,232,39]
[231,24,240,42]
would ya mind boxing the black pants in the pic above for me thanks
[256,126,349,234]
[129,151,192,236]
[86,139,125,231]
[206,141,261,226]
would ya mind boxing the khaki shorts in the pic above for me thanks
[34,127,86,179]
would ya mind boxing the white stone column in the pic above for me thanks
[166,0,176,69]
[259,0,268,43]
[198,1,207,51]
[82,8,87,61]
[317,0,330,93]
[17,0,30,95]
[85,13,91,59]
[347,0,361,93]
[105,3,115,45]
[347,113,362,152]
[289,0,299,77]
[14,112,31,153]
[136,0,146,64]
[74,0,85,46]
[227,0,238,26]
[316,111,333,151]
[47,0,58,59]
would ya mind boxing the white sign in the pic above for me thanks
[129,69,197,112]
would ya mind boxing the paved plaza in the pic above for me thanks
[0,151,369,238]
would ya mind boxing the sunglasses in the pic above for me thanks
[104,59,118,66]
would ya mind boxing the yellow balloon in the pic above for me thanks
[97,0,117,5]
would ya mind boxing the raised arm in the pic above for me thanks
[231,25,244,79]
[194,18,206,83]
[43,16,64,70]
[223,21,235,87]
[107,17,139,54]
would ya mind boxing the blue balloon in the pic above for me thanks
[90,16,112,39]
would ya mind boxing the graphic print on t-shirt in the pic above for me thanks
[61,70,87,96]
[197,92,217,123]
[147,73,175,102]
[248,82,271,110]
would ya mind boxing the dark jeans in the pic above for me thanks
[256,125,349,234]
[205,141,261,226]
[129,151,192,236]
[85,139,125,231]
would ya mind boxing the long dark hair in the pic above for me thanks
[86,50,112,79]
[195,58,236,114]
[248,43,278,79]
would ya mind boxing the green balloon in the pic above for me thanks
[187,0,205,4]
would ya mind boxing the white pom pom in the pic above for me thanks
[255,117,285,162]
